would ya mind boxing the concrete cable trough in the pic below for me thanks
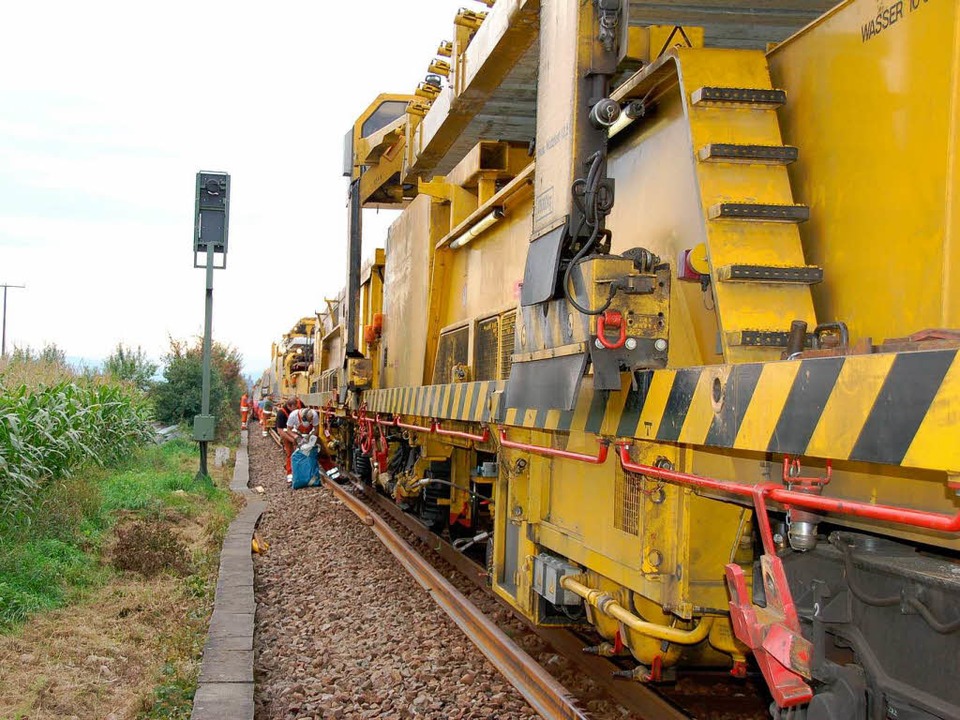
[191,430,264,720]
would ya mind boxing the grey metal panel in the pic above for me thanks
[628,1,838,49]
[420,1,837,178]
[504,353,589,413]
[428,41,539,178]
[521,223,566,306]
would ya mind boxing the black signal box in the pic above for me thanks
[193,171,230,268]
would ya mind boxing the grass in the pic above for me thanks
[0,538,108,628]
[0,351,241,718]
[143,662,198,719]
[0,438,235,632]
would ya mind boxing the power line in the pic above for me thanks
[1,283,26,357]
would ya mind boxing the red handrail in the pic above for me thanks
[617,444,960,534]
[395,416,435,433]
[374,414,396,427]
[435,422,490,443]
[499,428,610,464]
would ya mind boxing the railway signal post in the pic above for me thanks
[192,171,230,478]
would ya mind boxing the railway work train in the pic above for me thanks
[261,1,960,718]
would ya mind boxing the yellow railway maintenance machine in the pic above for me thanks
[305,1,960,718]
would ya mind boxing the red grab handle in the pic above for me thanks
[596,310,626,350]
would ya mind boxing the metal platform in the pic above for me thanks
[407,0,837,181]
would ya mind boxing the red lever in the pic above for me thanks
[616,442,960,709]
[596,310,626,350]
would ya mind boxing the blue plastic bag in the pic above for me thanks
[291,446,320,489]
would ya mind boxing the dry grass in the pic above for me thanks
[0,357,78,390]
[111,521,190,578]
[0,574,191,720]
[0,475,237,720]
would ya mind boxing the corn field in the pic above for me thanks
[0,381,154,517]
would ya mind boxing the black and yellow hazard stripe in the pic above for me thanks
[364,381,505,424]
[359,349,960,472]
[500,349,960,472]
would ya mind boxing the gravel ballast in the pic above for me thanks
[249,430,540,720]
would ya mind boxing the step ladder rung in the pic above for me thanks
[717,264,823,284]
[709,203,810,223]
[727,330,815,348]
[698,143,798,165]
[691,87,786,108]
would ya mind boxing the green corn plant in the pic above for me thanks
[0,379,154,518]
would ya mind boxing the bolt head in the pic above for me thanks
[594,338,604,349]
[624,337,638,351]
[654,338,668,352]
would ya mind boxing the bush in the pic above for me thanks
[150,338,245,438]
[112,521,189,577]
[103,343,158,393]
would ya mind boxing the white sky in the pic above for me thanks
[0,0,469,377]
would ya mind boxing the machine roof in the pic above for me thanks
[406,0,838,181]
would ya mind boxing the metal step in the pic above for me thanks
[727,330,815,348]
[717,264,823,284]
[708,203,810,223]
[698,143,798,165]
[691,87,786,109]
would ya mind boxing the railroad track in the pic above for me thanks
[259,426,766,719]
[326,471,701,720]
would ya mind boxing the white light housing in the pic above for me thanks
[608,100,646,139]
[450,208,504,249]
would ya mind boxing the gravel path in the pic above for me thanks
[249,428,539,720]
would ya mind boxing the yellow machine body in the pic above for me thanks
[273,1,960,713]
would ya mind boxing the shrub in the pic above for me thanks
[112,521,189,577]
[150,338,245,437]
[103,343,158,393]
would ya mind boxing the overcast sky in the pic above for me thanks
[0,0,469,377]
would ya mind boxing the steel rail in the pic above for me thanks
[268,427,282,448]
[322,476,589,720]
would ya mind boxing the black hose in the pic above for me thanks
[836,540,901,607]
[906,597,960,634]
[562,150,617,316]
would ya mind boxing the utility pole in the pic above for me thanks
[1,283,26,357]
[192,172,230,479]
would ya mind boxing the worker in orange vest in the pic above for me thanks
[240,392,250,430]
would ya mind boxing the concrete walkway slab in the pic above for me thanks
[198,647,254,683]
[191,430,260,720]
[192,682,254,717]
[207,611,254,639]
